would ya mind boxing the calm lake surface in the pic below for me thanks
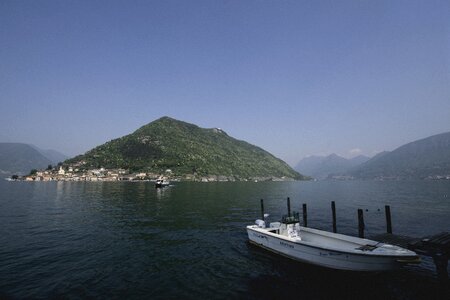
[0,180,449,299]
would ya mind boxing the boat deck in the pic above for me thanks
[256,224,416,257]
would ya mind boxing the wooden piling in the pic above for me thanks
[331,201,337,233]
[433,253,449,281]
[260,199,264,220]
[302,203,307,227]
[358,209,365,238]
[287,197,291,217]
[385,205,392,234]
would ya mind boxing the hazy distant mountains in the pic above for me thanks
[0,143,67,175]
[31,146,68,166]
[66,117,305,180]
[296,131,450,180]
[349,132,450,179]
[295,154,370,179]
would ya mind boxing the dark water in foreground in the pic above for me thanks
[0,180,449,299]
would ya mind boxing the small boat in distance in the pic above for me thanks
[247,199,420,271]
[155,177,170,188]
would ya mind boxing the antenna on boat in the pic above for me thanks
[287,197,291,217]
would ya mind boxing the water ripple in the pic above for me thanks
[0,181,449,299]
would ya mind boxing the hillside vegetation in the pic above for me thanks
[66,117,305,180]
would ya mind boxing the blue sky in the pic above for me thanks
[1,0,449,165]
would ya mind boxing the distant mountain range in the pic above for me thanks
[31,146,68,166]
[349,132,450,179]
[296,131,450,180]
[66,116,305,180]
[0,143,67,175]
[295,154,370,180]
[4,121,448,181]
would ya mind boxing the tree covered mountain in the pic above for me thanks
[66,117,305,180]
[350,132,450,179]
[0,143,53,175]
[295,154,370,179]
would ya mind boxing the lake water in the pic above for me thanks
[0,180,449,299]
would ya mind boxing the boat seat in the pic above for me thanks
[269,222,281,228]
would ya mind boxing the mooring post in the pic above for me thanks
[358,209,365,238]
[260,199,264,221]
[385,205,392,234]
[287,197,291,217]
[302,203,307,227]
[433,253,449,282]
[331,201,337,233]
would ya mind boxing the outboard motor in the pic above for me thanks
[255,219,265,228]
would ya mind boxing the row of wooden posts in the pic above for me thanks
[261,198,394,238]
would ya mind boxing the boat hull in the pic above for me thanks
[155,180,170,188]
[247,226,418,271]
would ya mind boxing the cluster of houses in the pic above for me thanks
[8,165,295,182]
[7,159,297,182]
[18,166,172,182]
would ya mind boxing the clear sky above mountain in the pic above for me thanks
[1,0,449,165]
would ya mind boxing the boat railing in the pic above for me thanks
[282,211,300,224]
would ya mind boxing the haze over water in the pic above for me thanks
[1,180,449,299]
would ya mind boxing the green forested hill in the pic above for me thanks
[66,117,304,180]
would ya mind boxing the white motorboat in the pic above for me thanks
[155,177,170,188]
[247,201,420,271]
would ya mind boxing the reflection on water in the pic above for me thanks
[0,180,449,299]
[156,185,172,199]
